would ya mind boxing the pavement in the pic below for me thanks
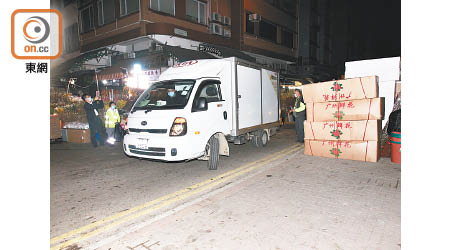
[50,125,400,250]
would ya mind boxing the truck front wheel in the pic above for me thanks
[207,135,219,170]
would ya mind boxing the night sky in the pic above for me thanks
[346,0,401,60]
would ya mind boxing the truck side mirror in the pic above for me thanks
[195,97,208,111]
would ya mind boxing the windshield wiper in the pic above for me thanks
[131,106,150,114]
[144,107,153,114]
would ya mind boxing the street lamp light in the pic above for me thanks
[133,63,142,73]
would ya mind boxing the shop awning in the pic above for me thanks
[199,43,256,62]
[163,44,257,63]
[163,45,216,62]
[96,65,126,81]
[51,48,118,78]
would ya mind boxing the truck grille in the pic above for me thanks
[129,128,167,134]
[129,145,166,157]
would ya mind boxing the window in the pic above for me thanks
[197,82,222,103]
[120,0,139,16]
[282,29,294,48]
[132,80,195,111]
[64,0,75,7]
[98,0,115,25]
[80,5,94,33]
[186,0,206,24]
[245,12,255,35]
[259,19,277,43]
[266,0,297,17]
[97,1,103,25]
[278,0,297,17]
[78,0,92,6]
[63,23,80,54]
[310,47,317,63]
[150,0,175,16]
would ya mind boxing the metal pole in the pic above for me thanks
[95,70,100,97]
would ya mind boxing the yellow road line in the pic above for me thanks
[51,145,302,250]
[50,145,298,245]
[51,144,300,245]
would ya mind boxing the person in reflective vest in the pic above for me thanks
[289,89,306,143]
[105,101,120,144]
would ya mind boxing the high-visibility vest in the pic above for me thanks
[293,97,306,118]
[105,108,120,128]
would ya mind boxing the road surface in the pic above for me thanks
[50,125,400,249]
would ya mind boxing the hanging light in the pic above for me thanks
[133,63,142,73]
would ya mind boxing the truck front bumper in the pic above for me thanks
[123,133,205,161]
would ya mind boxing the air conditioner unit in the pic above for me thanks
[249,13,261,22]
[211,12,222,23]
[222,16,231,26]
[124,52,136,59]
[209,23,223,35]
[223,28,231,38]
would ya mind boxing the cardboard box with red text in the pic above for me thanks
[304,120,381,141]
[306,97,384,122]
[301,76,379,103]
[304,139,380,162]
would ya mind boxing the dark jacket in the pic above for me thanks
[387,109,401,134]
[84,100,104,125]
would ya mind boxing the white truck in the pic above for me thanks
[123,57,280,170]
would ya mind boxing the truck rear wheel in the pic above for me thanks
[261,130,268,147]
[251,131,261,147]
[207,136,219,170]
[252,130,268,147]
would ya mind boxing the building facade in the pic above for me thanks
[50,0,81,84]
[296,0,349,82]
[55,0,299,87]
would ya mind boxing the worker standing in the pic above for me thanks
[289,89,306,143]
[82,94,105,147]
[105,101,121,145]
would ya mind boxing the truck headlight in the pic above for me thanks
[124,119,129,134]
[170,117,187,136]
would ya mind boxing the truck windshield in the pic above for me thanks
[132,80,195,112]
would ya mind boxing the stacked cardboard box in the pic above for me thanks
[67,128,91,143]
[345,57,400,128]
[50,114,61,140]
[302,76,384,162]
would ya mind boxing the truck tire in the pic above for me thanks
[261,130,268,147]
[251,131,261,147]
[252,130,267,147]
[207,136,219,170]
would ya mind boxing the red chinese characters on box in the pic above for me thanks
[304,140,380,162]
[302,76,381,163]
[304,120,380,141]
[302,76,378,103]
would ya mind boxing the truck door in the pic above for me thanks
[190,80,229,140]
